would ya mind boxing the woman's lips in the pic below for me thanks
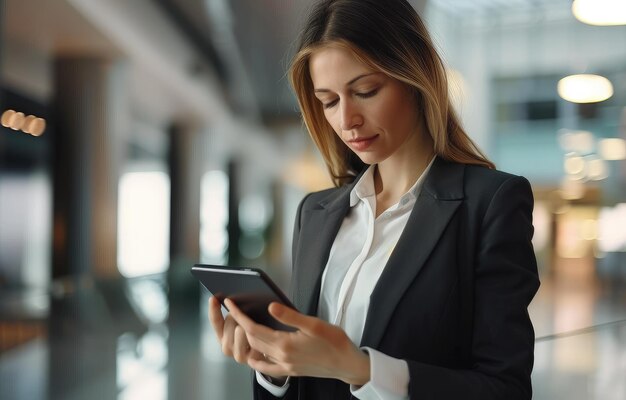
[347,135,378,151]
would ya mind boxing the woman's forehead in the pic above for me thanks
[309,46,378,89]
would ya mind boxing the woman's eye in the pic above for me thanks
[323,99,339,109]
[356,89,378,99]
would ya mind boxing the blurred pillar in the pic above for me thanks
[168,123,201,264]
[167,123,203,400]
[227,158,242,266]
[51,57,128,280]
[49,56,127,400]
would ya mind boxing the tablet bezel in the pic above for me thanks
[191,264,296,331]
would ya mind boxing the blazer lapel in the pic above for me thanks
[293,205,347,315]
[360,158,465,348]
[292,172,365,316]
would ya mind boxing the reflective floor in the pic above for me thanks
[1,256,626,399]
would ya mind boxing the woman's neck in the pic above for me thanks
[373,135,435,205]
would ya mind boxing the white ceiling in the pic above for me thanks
[3,0,578,124]
[2,0,232,127]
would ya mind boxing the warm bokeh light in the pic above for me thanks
[22,116,47,136]
[9,112,25,131]
[556,206,598,258]
[560,177,585,200]
[1,110,46,136]
[1,110,16,127]
[557,74,614,103]
[564,153,585,176]
[581,219,598,241]
[283,151,333,192]
[598,138,626,160]
[572,0,626,26]
[21,115,36,134]
[29,118,47,136]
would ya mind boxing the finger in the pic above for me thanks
[225,299,290,359]
[208,297,225,340]
[221,316,237,357]
[225,298,277,340]
[244,331,285,360]
[232,325,250,364]
[268,302,315,334]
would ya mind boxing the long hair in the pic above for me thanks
[289,0,494,187]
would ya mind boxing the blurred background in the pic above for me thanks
[0,0,625,399]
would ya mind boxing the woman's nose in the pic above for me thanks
[339,100,363,131]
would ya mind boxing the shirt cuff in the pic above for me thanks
[350,347,409,400]
[255,370,290,397]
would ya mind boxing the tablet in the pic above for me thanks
[191,264,297,332]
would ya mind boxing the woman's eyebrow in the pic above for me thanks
[314,73,378,93]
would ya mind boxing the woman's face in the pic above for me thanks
[309,45,422,166]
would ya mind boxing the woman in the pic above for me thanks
[209,0,540,399]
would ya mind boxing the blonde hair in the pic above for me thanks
[289,0,494,187]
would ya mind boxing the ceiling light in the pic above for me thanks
[564,153,586,175]
[1,110,16,127]
[9,112,25,131]
[572,0,626,26]
[1,109,47,136]
[557,74,614,103]
[598,138,626,160]
[29,118,47,137]
[22,115,36,134]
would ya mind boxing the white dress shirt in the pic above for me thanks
[257,158,434,399]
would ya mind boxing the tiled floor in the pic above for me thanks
[1,258,625,399]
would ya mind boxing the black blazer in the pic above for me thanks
[254,157,540,400]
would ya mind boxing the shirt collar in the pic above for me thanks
[349,156,436,208]
[349,165,376,207]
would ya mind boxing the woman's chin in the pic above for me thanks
[354,152,382,166]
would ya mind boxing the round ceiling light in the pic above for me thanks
[557,74,614,103]
[572,0,626,26]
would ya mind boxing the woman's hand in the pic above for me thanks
[224,298,371,386]
[208,296,265,366]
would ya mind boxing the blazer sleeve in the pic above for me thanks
[406,176,540,400]
[253,193,312,400]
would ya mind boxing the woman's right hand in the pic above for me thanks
[208,297,289,385]
[208,296,262,364]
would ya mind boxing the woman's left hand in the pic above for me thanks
[224,298,370,386]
